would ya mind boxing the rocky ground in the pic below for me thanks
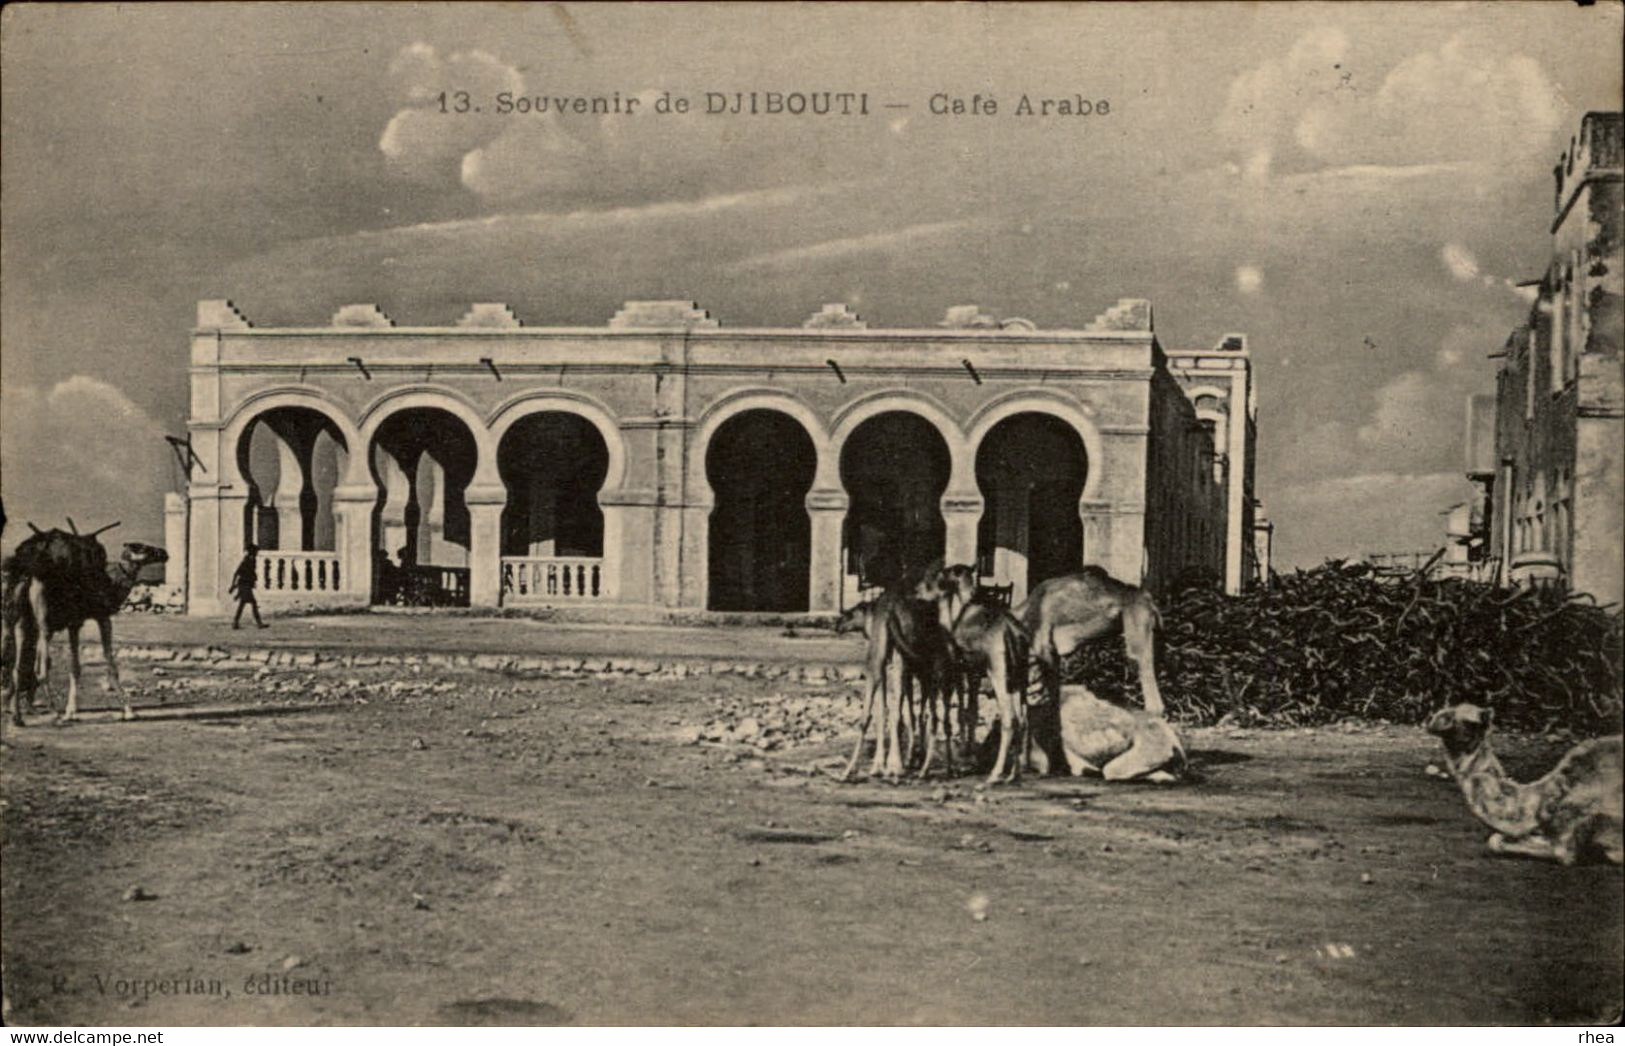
[2,658,1621,1026]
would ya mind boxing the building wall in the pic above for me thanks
[1481,112,1623,604]
[180,297,1246,614]
[1143,366,1227,593]
[1165,336,1260,594]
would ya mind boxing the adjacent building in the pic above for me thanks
[169,295,1266,616]
[1464,111,1624,605]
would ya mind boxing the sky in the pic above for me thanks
[2,2,1621,568]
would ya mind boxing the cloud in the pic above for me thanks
[0,376,171,547]
[377,48,790,205]
[726,220,981,273]
[1356,370,1437,452]
[1215,26,1350,179]
[378,46,526,182]
[1441,242,1480,282]
[1235,265,1264,295]
[1218,30,1566,179]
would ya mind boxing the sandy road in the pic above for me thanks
[2,661,1620,1026]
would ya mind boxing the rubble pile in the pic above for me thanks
[682,691,857,752]
[1067,561,1624,733]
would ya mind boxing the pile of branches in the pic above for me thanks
[1062,561,1624,734]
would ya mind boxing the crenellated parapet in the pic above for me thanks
[456,303,523,329]
[196,300,253,330]
[331,304,396,328]
[939,305,1000,329]
[1086,298,1153,332]
[802,303,867,329]
[608,300,719,330]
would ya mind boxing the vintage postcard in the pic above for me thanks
[1,1,1621,1031]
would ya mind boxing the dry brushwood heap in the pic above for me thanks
[1063,561,1624,734]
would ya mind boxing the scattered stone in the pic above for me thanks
[281,955,305,971]
[1360,872,1374,885]
[224,942,252,955]
[410,737,427,751]
[121,886,156,902]
[967,893,991,922]
[412,893,431,910]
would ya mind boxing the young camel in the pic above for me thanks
[1426,703,1622,866]
[835,591,958,779]
[1018,566,1165,717]
[915,564,1031,785]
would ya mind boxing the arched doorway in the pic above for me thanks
[235,407,350,595]
[706,409,816,612]
[840,412,950,594]
[497,413,610,601]
[974,412,1086,598]
[368,408,478,606]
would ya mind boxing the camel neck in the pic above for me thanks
[1447,738,1541,837]
[100,560,142,610]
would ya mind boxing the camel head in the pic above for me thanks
[118,542,169,570]
[834,602,873,637]
[914,562,977,623]
[1426,703,1494,757]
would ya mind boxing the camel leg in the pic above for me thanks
[986,666,1019,786]
[917,677,938,780]
[842,677,882,781]
[61,627,83,722]
[1123,602,1164,716]
[97,617,132,720]
[1555,814,1623,867]
[1102,741,1167,782]
[882,655,905,778]
[1485,832,1559,862]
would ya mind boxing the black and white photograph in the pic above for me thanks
[1,0,1621,1029]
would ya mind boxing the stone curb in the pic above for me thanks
[110,642,867,684]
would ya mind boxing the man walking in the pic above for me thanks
[230,543,269,629]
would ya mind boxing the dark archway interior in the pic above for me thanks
[237,407,348,552]
[497,413,609,558]
[975,412,1086,588]
[368,408,478,605]
[840,412,950,589]
[706,409,816,612]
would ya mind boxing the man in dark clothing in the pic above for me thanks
[230,543,268,629]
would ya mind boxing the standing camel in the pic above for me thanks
[1018,566,1165,717]
[915,564,1032,784]
[3,522,167,726]
[835,590,957,780]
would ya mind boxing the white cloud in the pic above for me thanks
[1235,265,1264,295]
[1357,370,1433,449]
[726,220,981,272]
[1217,30,1566,179]
[1441,242,1480,282]
[0,376,171,548]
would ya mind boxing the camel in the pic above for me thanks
[1054,684,1185,782]
[835,591,958,780]
[1426,703,1623,866]
[1018,566,1165,717]
[3,522,167,726]
[915,564,1032,785]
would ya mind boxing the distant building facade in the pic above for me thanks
[1465,111,1624,604]
[170,296,1263,616]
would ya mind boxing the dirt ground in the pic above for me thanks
[2,658,1620,1027]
